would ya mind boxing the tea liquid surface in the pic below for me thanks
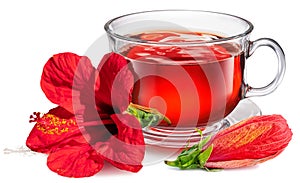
[124,31,244,127]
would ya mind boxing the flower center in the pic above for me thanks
[35,114,77,135]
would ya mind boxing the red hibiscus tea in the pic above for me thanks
[123,31,244,127]
[105,10,285,147]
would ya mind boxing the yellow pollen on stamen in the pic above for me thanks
[35,114,76,135]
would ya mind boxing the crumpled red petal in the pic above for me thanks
[26,107,87,153]
[41,52,96,114]
[47,144,103,178]
[95,114,145,172]
[95,53,134,113]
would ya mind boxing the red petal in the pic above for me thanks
[47,144,103,177]
[47,106,74,119]
[95,114,145,172]
[95,53,134,113]
[26,107,87,153]
[41,52,96,114]
[82,122,118,145]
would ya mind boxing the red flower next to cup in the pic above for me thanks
[26,52,146,177]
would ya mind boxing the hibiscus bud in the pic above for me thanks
[206,115,292,168]
[165,115,293,170]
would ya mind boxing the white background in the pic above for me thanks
[0,0,299,182]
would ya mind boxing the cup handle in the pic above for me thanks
[244,38,286,97]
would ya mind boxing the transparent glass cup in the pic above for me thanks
[105,10,285,147]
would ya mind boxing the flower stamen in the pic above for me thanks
[32,113,77,135]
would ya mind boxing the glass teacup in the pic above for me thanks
[105,10,285,147]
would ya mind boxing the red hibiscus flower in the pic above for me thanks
[26,52,147,177]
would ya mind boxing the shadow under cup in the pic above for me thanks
[105,10,285,147]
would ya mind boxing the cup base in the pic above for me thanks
[143,99,261,148]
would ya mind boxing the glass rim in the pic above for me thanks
[104,10,254,46]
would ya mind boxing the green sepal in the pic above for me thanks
[198,134,212,151]
[198,144,213,168]
[126,103,171,128]
[164,129,218,172]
